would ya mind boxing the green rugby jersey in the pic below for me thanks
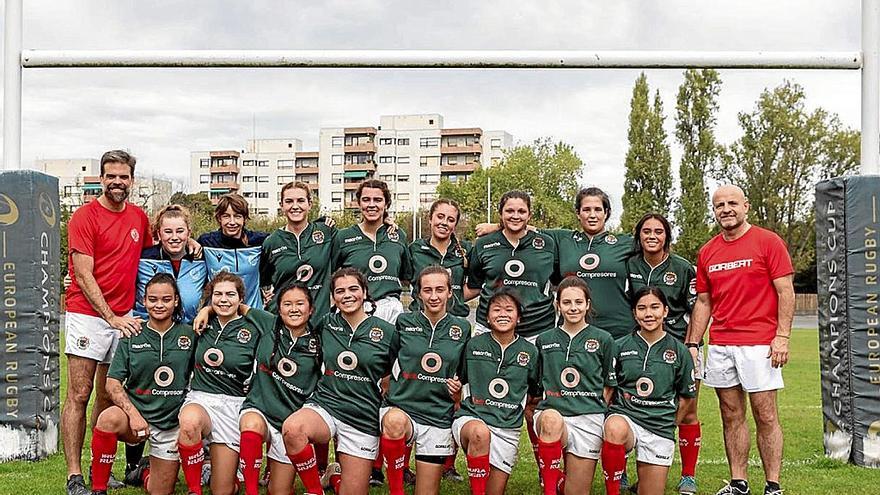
[626,254,697,342]
[309,313,399,436]
[192,309,274,397]
[407,236,472,317]
[609,331,696,440]
[107,322,196,431]
[535,325,617,416]
[547,229,635,338]
[467,230,556,338]
[241,326,321,431]
[455,333,540,429]
[386,311,471,428]
[260,222,336,324]
[333,224,412,301]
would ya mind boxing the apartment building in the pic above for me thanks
[36,158,172,213]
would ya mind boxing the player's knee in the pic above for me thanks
[67,379,94,404]
[382,408,409,439]
[282,416,306,449]
[467,423,491,451]
[537,410,564,441]
[94,406,126,432]
[177,409,203,442]
[239,412,265,433]
[603,417,629,443]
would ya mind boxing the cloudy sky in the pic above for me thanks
[4,0,863,216]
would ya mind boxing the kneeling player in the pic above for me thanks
[90,274,196,495]
[533,276,617,495]
[452,288,540,495]
[238,283,322,495]
[380,266,471,495]
[602,287,696,495]
[282,268,398,495]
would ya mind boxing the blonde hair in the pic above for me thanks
[152,204,193,239]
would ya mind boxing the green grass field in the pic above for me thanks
[2,329,879,494]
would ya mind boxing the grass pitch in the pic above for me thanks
[1,329,878,494]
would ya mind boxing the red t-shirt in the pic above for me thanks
[696,225,793,346]
[66,200,152,317]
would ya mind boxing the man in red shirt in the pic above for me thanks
[686,185,794,495]
[62,150,152,495]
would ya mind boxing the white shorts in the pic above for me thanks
[303,403,379,460]
[473,322,539,345]
[240,408,289,464]
[379,407,454,457]
[373,297,404,325]
[703,344,784,392]
[182,390,245,450]
[451,416,521,474]
[64,311,126,364]
[534,410,603,460]
[606,414,674,467]
[146,426,180,461]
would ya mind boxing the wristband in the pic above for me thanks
[685,342,699,348]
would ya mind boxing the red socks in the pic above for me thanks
[178,441,205,495]
[679,422,702,477]
[466,453,490,495]
[381,436,407,495]
[373,443,384,470]
[239,430,263,495]
[314,441,330,472]
[601,441,626,495]
[537,439,563,495]
[288,443,324,495]
[445,451,456,470]
[90,428,118,492]
[526,419,541,466]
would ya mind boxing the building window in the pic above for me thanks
[420,174,440,184]
[491,138,502,150]
[241,175,255,182]
[332,192,343,202]
[398,174,410,182]
[379,138,394,145]
[419,137,440,148]
[332,173,343,184]
[380,174,394,182]
[199,158,210,168]
[199,175,210,184]
[242,160,255,167]
[396,193,410,201]
[243,192,254,198]
[258,176,269,183]
[420,156,429,167]
[331,155,344,166]
[277,175,294,184]
[379,156,394,164]
[257,192,269,199]
[332,136,344,147]
[396,156,410,165]
[397,138,410,146]
[257,160,269,167]
[420,192,437,204]
[447,155,458,165]
[278,160,294,169]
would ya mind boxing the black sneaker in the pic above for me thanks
[442,467,464,482]
[764,484,784,495]
[369,467,385,487]
[124,457,150,487]
[403,468,416,486]
[88,467,124,490]
[66,475,90,495]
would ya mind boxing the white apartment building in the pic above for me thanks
[36,158,173,213]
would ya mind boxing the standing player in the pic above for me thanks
[686,185,794,495]
[627,212,701,494]
[63,150,152,495]
[533,276,617,495]
[136,204,207,324]
[176,272,274,495]
[602,287,696,495]
[282,268,399,495]
[89,274,196,495]
[238,283,322,495]
[333,179,411,325]
[198,194,269,310]
[452,288,541,495]
[380,266,471,495]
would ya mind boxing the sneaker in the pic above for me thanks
[619,471,630,492]
[124,458,150,487]
[67,475,90,495]
[369,467,385,487]
[321,462,342,491]
[403,467,416,486]
[678,475,697,494]
[716,480,751,495]
[87,467,124,491]
[764,485,784,495]
[442,467,464,482]
[200,462,211,486]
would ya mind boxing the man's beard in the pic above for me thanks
[105,186,130,202]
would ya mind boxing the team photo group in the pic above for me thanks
[61,149,794,495]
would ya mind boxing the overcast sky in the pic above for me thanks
[2,0,863,216]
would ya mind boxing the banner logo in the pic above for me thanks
[38,191,57,227]
[0,193,19,226]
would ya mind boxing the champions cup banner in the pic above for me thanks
[816,175,880,467]
[0,171,61,462]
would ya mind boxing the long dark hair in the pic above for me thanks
[632,212,673,256]
[630,286,670,310]
[144,273,184,323]
[268,282,316,369]
[356,179,392,221]
[330,267,375,315]
[487,286,523,324]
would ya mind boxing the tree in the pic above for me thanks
[620,73,673,232]
[674,69,722,262]
[717,80,859,274]
[436,138,584,236]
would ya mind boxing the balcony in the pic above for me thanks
[344,127,377,135]
[440,163,478,174]
[210,164,239,174]
[210,181,240,191]
[441,127,483,137]
[295,151,319,159]
[344,182,361,191]
[296,166,320,174]
[441,144,482,154]
[210,150,240,158]
[344,142,376,153]
[344,162,377,173]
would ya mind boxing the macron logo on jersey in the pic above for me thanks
[708,259,753,273]
[482,241,501,249]
[344,235,363,244]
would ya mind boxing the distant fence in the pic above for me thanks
[796,293,818,315]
